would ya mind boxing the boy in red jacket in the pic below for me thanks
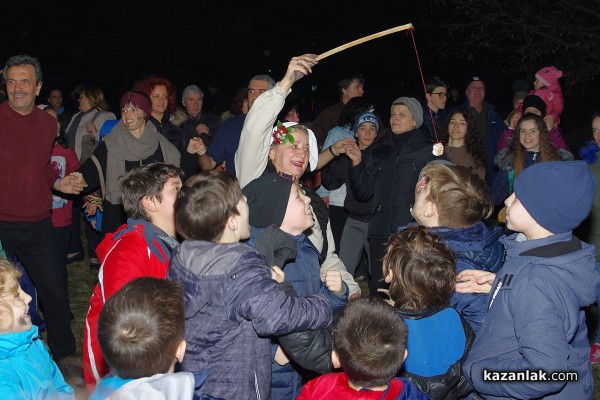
[297,297,430,400]
[82,162,183,390]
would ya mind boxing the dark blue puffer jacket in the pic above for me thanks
[247,226,348,400]
[430,222,505,334]
[167,240,333,400]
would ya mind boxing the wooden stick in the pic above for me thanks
[316,23,414,61]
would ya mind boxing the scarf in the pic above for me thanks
[66,108,94,149]
[103,120,180,204]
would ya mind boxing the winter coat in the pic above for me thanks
[397,308,474,400]
[349,129,442,239]
[166,240,333,400]
[246,226,348,400]
[83,219,175,387]
[321,139,376,222]
[430,222,505,334]
[297,372,432,400]
[464,232,599,399]
[0,326,74,399]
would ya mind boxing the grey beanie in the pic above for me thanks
[391,97,423,129]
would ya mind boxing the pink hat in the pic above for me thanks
[120,91,152,119]
[535,66,563,88]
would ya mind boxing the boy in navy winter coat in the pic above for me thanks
[462,161,599,399]
[167,171,333,400]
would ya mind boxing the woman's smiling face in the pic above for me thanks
[269,129,310,179]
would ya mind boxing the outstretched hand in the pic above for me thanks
[279,54,319,93]
[455,269,496,294]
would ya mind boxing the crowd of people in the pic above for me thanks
[1,51,599,400]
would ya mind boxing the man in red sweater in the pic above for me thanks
[0,55,87,385]
[83,162,183,390]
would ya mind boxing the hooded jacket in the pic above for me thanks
[0,326,74,399]
[430,222,505,334]
[464,232,599,399]
[167,240,333,400]
[83,219,175,387]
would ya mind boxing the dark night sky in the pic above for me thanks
[2,1,493,117]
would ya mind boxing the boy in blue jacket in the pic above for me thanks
[463,161,599,399]
[167,171,333,400]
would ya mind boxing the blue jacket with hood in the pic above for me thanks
[430,222,505,334]
[463,232,599,399]
[167,240,332,400]
[247,226,348,400]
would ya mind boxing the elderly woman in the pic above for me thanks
[78,91,181,236]
[235,54,359,298]
[349,96,445,296]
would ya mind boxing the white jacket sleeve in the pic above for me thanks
[235,84,290,188]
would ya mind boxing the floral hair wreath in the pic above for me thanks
[272,121,295,145]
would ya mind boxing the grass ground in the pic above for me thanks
[63,220,600,399]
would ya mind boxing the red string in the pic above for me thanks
[409,27,439,144]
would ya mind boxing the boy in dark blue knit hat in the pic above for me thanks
[462,160,599,399]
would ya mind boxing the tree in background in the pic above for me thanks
[426,0,600,87]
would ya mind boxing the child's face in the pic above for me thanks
[411,174,432,226]
[155,176,183,222]
[1,281,32,333]
[534,79,544,90]
[518,120,540,152]
[356,122,377,149]
[235,195,250,240]
[279,183,313,235]
[504,193,539,237]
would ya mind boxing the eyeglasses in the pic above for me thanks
[431,92,447,98]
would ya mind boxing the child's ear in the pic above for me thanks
[226,215,238,232]
[384,270,393,284]
[175,339,186,364]
[141,195,157,213]
[424,201,437,218]
[331,350,341,369]
[0,306,13,333]
[268,147,276,162]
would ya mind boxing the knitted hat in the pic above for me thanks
[353,112,379,136]
[391,97,423,129]
[120,91,152,118]
[243,172,295,228]
[270,122,319,171]
[521,94,547,117]
[513,161,595,234]
[535,66,563,88]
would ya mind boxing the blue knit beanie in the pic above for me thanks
[353,112,379,136]
[513,161,595,234]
